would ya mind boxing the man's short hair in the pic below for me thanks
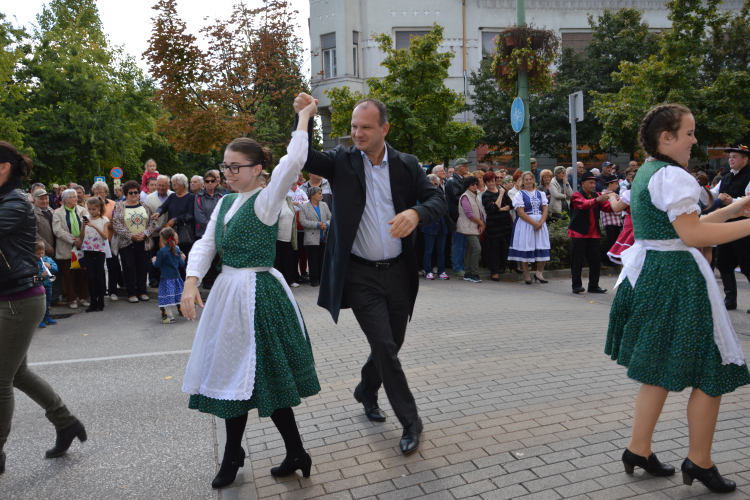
[147,177,157,185]
[354,98,388,126]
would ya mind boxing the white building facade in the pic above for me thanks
[308,0,742,167]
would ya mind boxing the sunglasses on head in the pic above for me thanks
[127,191,139,195]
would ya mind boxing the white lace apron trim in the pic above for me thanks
[181,265,306,400]
[615,239,745,366]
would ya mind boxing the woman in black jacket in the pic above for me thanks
[482,171,514,281]
[0,141,86,474]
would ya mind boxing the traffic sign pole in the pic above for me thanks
[569,91,584,192]
[517,0,530,173]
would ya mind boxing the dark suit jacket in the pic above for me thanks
[295,117,446,323]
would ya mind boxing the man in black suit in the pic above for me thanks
[293,93,445,453]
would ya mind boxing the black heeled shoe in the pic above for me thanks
[524,277,532,284]
[212,446,246,489]
[622,449,675,476]
[534,274,548,284]
[681,457,736,493]
[270,451,312,478]
[513,268,523,275]
[46,420,87,458]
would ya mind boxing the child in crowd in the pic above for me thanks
[141,159,159,193]
[81,197,110,312]
[36,241,58,328]
[152,227,185,324]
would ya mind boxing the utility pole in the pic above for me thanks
[517,0,530,172]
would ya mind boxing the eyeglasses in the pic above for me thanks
[219,163,258,174]
[127,191,139,195]
[205,178,217,183]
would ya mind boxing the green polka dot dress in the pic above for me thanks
[184,192,320,419]
[605,161,750,397]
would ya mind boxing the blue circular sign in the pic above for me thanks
[110,167,123,179]
[511,98,525,134]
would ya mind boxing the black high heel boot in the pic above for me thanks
[270,451,312,478]
[622,449,675,476]
[212,446,246,489]
[46,420,87,458]
[681,457,736,493]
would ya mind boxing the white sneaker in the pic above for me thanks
[425,272,435,280]
[438,272,450,280]
[79,300,90,307]
[128,297,139,303]
[69,301,78,309]
[109,294,118,301]
[290,282,300,288]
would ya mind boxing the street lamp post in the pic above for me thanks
[517,0,530,173]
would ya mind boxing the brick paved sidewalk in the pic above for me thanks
[235,275,750,500]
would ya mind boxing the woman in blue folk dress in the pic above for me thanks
[507,171,551,284]
[180,99,321,489]
[605,104,750,493]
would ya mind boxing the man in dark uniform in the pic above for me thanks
[717,144,750,311]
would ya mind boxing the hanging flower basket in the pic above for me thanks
[504,32,520,48]
[493,24,560,94]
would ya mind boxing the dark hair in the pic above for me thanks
[354,98,389,126]
[160,227,179,256]
[0,141,33,181]
[462,175,479,192]
[639,104,692,167]
[86,196,102,210]
[122,180,140,195]
[226,138,273,170]
[624,165,638,178]
[146,177,157,185]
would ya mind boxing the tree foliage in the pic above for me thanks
[326,24,483,163]
[145,0,309,163]
[0,14,29,149]
[2,0,159,186]
[590,0,750,158]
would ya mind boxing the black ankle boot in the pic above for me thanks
[622,449,675,476]
[681,457,736,493]
[46,420,87,458]
[270,451,312,478]
[212,446,246,489]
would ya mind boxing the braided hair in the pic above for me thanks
[160,227,179,256]
[639,104,692,168]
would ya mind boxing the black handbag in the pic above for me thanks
[175,223,195,245]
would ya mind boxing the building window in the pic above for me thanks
[353,31,359,77]
[322,33,337,79]
[395,30,430,50]
[561,32,592,53]
[481,31,502,58]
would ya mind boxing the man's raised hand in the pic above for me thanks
[294,93,316,114]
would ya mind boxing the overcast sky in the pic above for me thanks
[7,0,313,77]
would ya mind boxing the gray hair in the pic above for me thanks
[307,186,322,198]
[156,174,170,184]
[60,189,78,202]
[554,166,566,175]
[191,175,204,185]
[432,165,444,173]
[171,173,188,189]
[590,168,600,176]
[72,184,84,192]
[426,174,439,184]
[30,182,45,192]
[566,166,573,176]
[91,180,109,194]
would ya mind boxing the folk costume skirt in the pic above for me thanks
[606,213,634,266]
[605,239,750,397]
[183,266,320,419]
[508,213,550,263]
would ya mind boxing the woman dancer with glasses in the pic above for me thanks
[180,97,321,488]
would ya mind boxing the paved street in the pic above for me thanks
[3,271,750,499]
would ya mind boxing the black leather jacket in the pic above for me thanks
[0,180,42,295]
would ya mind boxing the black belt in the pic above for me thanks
[350,253,402,270]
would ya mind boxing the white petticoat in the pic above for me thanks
[181,265,305,401]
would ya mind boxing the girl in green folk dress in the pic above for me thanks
[180,98,321,489]
[606,104,750,493]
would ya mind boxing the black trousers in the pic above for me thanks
[343,258,417,428]
[570,237,601,290]
[717,234,750,275]
[487,233,510,275]
[274,240,296,285]
[306,243,325,285]
[84,251,107,307]
[106,255,122,296]
[120,241,149,297]
[148,236,161,284]
[178,242,193,281]
[603,225,623,266]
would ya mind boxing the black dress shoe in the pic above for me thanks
[353,384,386,422]
[622,449,675,476]
[46,419,87,458]
[400,418,423,454]
[681,457,736,493]
[270,451,312,478]
[572,287,585,294]
[212,446,246,489]
[588,287,607,294]
[725,298,737,310]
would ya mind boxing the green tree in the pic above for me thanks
[7,0,159,186]
[471,8,659,163]
[590,0,750,159]
[0,14,30,149]
[326,24,483,163]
